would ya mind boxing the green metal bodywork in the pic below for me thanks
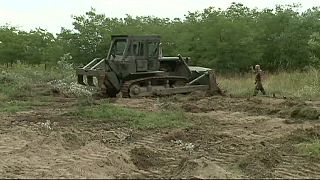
[76,35,218,97]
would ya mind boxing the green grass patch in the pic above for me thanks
[0,101,32,113]
[0,83,34,99]
[0,63,88,99]
[66,102,189,129]
[297,140,320,157]
[0,100,50,113]
[0,64,75,84]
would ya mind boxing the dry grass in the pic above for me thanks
[219,69,320,99]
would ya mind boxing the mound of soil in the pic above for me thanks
[287,126,320,143]
[290,107,320,120]
[239,126,320,178]
[130,146,163,170]
[239,147,283,178]
[61,133,85,150]
[162,129,188,142]
[173,157,236,179]
[181,103,214,113]
[161,127,206,143]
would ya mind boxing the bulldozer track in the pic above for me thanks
[120,76,188,98]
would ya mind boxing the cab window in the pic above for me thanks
[111,39,127,57]
[148,42,158,58]
[131,41,144,56]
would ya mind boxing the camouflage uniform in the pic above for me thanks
[253,64,266,96]
[254,69,266,96]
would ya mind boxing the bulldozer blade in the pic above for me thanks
[77,75,86,85]
[208,70,218,91]
[87,76,95,86]
[97,75,106,89]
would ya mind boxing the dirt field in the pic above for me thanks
[0,88,319,179]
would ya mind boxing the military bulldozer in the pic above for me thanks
[76,35,220,98]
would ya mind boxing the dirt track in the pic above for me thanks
[0,89,319,179]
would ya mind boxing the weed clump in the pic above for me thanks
[297,140,320,157]
[290,107,320,120]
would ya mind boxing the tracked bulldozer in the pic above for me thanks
[76,35,220,98]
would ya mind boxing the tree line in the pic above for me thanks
[1,3,320,72]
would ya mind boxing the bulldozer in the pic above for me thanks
[76,35,221,98]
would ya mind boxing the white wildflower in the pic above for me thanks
[40,120,52,130]
[184,142,195,151]
[48,79,95,97]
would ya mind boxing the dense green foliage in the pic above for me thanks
[1,3,320,72]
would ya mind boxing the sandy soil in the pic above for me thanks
[0,90,319,178]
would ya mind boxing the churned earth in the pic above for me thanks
[0,88,319,179]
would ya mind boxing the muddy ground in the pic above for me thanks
[0,88,319,179]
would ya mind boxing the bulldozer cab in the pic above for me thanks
[107,35,161,73]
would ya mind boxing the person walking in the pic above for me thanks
[253,64,266,96]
